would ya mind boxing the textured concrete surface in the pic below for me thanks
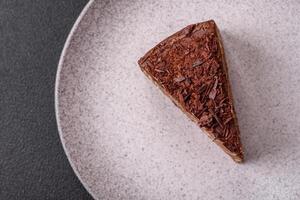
[57,0,300,199]
[0,1,92,199]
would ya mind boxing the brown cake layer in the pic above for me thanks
[138,20,243,162]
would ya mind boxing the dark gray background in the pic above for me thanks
[0,1,93,199]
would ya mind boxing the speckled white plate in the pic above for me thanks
[55,0,300,199]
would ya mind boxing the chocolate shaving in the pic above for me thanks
[154,69,165,73]
[213,127,222,141]
[184,93,191,102]
[220,97,228,105]
[201,81,213,102]
[184,50,190,55]
[174,76,186,83]
[209,78,218,100]
[198,84,206,94]
[198,107,207,117]
[198,112,213,127]
[185,77,192,85]
[192,59,205,67]
[223,126,230,139]
[178,93,184,103]
[224,117,233,125]
[209,108,223,128]
[146,61,155,68]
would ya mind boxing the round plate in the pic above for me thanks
[55,0,300,199]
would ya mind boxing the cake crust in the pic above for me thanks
[138,20,244,162]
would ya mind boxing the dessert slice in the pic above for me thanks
[138,20,243,162]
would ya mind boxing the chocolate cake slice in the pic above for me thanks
[138,20,243,163]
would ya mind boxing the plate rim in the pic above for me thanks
[54,0,98,199]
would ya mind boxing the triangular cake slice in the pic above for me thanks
[138,20,243,162]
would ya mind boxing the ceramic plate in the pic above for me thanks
[55,0,300,199]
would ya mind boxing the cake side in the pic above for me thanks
[214,24,244,162]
